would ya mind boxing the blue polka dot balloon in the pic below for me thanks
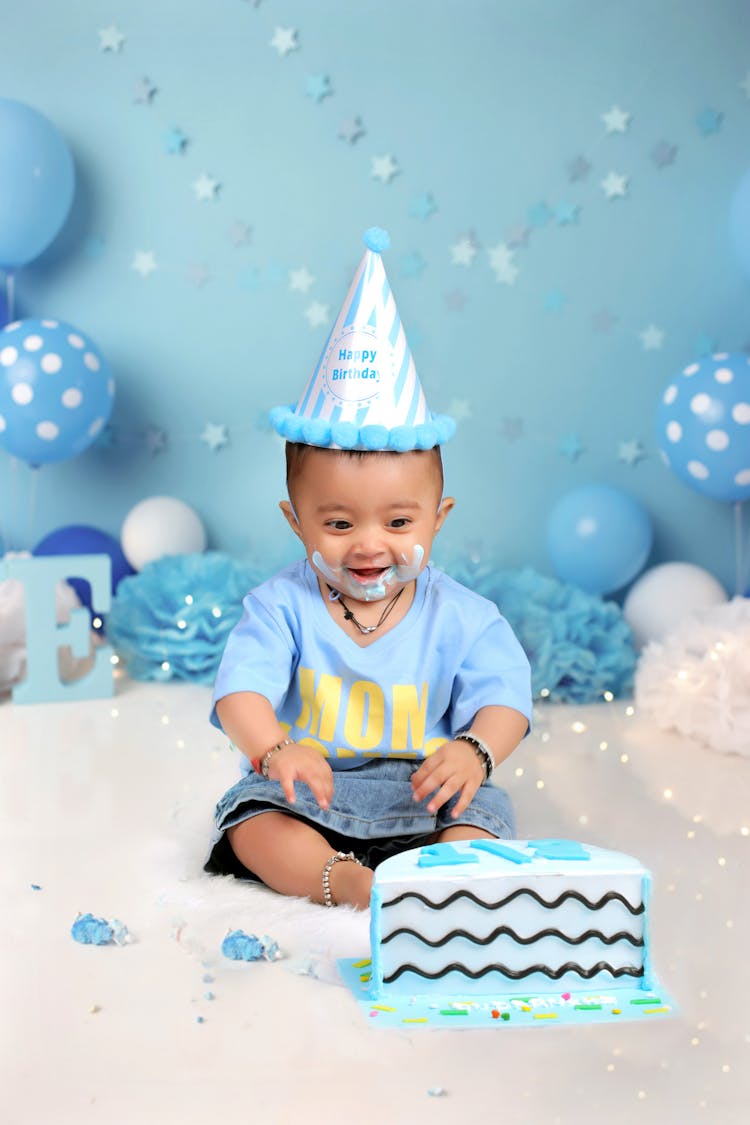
[656,352,750,503]
[0,317,114,466]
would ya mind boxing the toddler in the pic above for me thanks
[205,229,532,909]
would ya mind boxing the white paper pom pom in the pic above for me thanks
[635,596,750,755]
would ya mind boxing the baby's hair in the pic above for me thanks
[284,443,445,499]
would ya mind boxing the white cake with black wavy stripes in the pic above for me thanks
[369,838,653,999]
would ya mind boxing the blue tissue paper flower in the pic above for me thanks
[441,562,636,703]
[107,552,267,683]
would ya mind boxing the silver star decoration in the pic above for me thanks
[639,324,665,350]
[193,173,220,201]
[99,26,125,52]
[618,439,645,466]
[134,78,158,105]
[450,236,478,266]
[371,154,400,183]
[567,155,591,182]
[505,223,530,249]
[131,250,157,277]
[186,263,211,287]
[601,171,628,199]
[499,417,524,442]
[338,117,365,144]
[144,427,167,455]
[601,105,631,133]
[229,221,252,247]
[304,301,330,328]
[290,267,315,293]
[270,27,298,56]
[591,308,618,333]
[488,242,518,285]
[651,141,677,168]
[201,423,229,451]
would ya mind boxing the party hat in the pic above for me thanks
[270,228,455,451]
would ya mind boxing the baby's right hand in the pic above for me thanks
[267,743,334,810]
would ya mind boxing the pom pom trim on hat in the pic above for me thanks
[363,227,391,253]
[269,405,455,450]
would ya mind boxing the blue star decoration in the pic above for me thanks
[554,201,579,226]
[651,141,677,168]
[567,155,591,182]
[201,423,229,451]
[306,75,333,103]
[560,434,585,461]
[399,252,426,279]
[695,107,723,135]
[164,127,189,154]
[528,202,553,228]
[618,439,645,466]
[338,117,365,143]
[543,289,567,312]
[409,193,437,221]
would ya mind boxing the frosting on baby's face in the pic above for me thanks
[280,447,454,605]
[311,545,425,602]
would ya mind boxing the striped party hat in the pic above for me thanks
[269,228,455,451]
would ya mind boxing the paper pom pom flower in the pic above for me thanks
[442,563,637,703]
[107,552,263,683]
[635,595,750,755]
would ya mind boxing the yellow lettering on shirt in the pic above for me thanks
[391,683,428,749]
[344,680,384,750]
[294,668,342,740]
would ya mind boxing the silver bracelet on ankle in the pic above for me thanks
[322,851,363,908]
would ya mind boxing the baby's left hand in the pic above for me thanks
[411,740,485,820]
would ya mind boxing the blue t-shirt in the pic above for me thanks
[211,561,531,774]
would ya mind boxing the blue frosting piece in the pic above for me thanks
[71,913,114,945]
[418,844,480,868]
[269,406,456,451]
[529,839,591,861]
[221,929,265,961]
[469,840,533,864]
[363,226,390,253]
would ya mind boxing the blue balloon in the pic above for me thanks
[0,99,75,268]
[656,353,750,502]
[0,317,114,466]
[33,524,135,632]
[546,484,653,596]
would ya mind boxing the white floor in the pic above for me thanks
[1,675,748,1125]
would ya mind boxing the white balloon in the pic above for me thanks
[623,562,728,648]
[121,496,207,571]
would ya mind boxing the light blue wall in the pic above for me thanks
[2,0,749,592]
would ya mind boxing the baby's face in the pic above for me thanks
[281,448,453,603]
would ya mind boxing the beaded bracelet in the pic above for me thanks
[322,851,363,908]
[251,737,296,778]
[454,731,496,780]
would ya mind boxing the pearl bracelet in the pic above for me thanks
[322,851,363,908]
[455,731,495,780]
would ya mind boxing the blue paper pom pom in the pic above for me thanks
[363,227,390,253]
[330,420,359,448]
[439,563,637,703]
[108,552,267,683]
[301,418,332,446]
[222,930,264,961]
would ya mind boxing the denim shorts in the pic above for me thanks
[204,757,515,880]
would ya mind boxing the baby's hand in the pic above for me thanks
[266,743,334,810]
[411,740,485,820]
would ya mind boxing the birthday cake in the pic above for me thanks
[368,839,653,1000]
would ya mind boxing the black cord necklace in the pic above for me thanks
[327,584,405,635]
